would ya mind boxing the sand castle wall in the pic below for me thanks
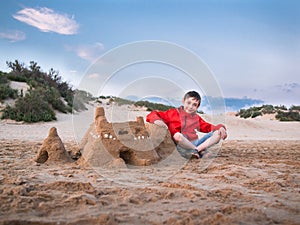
[79,107,176,168]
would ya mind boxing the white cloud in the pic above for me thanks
[0,30,26,42]
[13,7,79,35]
[66,42,105,62]
[88,73,100,79]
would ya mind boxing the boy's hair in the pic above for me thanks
[184,91,201,106]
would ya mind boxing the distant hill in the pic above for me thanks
[126,95,264,112]
[99,96,174,111]
[124,95,300,121]
[223,97,264,112]
[126,96,179,107]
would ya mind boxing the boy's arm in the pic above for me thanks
[146,110,169,127]
[198,116,226,133]
[199,117,227,139]
[146,110,163,123]
[146,109,181,136]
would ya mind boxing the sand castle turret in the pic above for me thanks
[35,127,73,163]
[78,107,176,168]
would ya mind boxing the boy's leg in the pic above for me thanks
[195,130,221,153]
[173,132,197,150]
[174,131,222,159]
[176,145,197,159]
[173,133,199,159]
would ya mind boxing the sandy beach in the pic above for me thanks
[0,105,299,224]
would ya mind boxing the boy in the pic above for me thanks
[146,91,227,159]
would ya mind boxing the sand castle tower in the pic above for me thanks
[78,107,176,168]
[35,127,73,163]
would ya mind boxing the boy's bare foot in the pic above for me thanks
[191,149,200,159]
[199,150,213,158]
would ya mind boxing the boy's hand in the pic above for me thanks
[154,120,168,128]
[219,127,227,140]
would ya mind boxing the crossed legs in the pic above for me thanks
[173,130,222,155]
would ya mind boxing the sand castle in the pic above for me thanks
[35,127,73,163]
[78,107,176,168]
[34,107,177,167]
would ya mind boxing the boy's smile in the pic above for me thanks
[182,97,200,114]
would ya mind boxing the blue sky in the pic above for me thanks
[1,0,300,107]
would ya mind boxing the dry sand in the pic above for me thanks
[0,105,299,224]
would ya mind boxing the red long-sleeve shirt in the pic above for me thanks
[146,106,225,141]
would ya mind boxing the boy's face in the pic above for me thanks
[182,97,200,114]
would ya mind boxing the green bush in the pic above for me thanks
[2,89,56,122]
[275,105,287,111]
[1,60,94,122]
[251,111,262,118]
[289,105,300,111]
[0,72,18,101]
[134,100,174,111]
[114,97,135,106]
[251,106,262,112]
[261,104,275,114]
[0,72,9,83]
[7,73,27,82]
[275,110,300,121]
[238,104,300,122]
[43,87,68,113]
[237,109,252,119]
[0,84,18,101]
[95,99,102,104]
[237,104,287,120]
